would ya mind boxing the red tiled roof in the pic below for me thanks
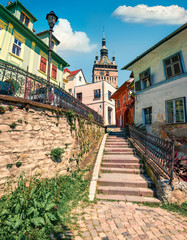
[68,69,80,77]
[63,68,71,73]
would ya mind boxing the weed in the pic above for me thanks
[0,170,89,239]
[8,105,14,111]
[9,122,17,129]
[140,201,187,217]
[0,106,6,114]
[50,148,64,163]
[15,161,22,168]
[65,143,70,149]
[6,164,13,170]
[17,119,22,124]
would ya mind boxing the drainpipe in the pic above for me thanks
[102,81,104,124]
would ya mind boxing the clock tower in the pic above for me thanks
[92,29,118,88]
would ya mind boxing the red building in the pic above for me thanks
[110,79,134,127]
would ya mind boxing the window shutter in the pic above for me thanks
[135,80,141,91]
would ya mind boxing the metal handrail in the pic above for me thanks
[126,125,174,182]
[0,60,103,125]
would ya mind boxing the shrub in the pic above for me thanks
[87,112,94,122]
[50,148,64,163]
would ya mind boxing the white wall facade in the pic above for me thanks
[126,27,187,133]
[75,81,116,125]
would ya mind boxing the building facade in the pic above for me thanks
[0,0,69,91]
[122,23,187,152]
[63,68,87,95]
[110,79,134,127]
[75,81,116,126]
[92,29,118,88]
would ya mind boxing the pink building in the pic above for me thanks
[75,81,116,125]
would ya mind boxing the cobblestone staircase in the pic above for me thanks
[97,131,161,203]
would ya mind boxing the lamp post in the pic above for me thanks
[46,11,58,103]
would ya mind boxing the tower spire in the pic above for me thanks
[102,26,106,47]
[101,27,108,57]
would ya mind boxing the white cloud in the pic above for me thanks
[53,19,97,53]
[113,4,187,25]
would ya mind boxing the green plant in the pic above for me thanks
[0,170,89,239]
[8,105,14,111]
[9,122,17,129]
[65,143,70,149]
[87,112,94,122]
[66,110,76,132]
[15,161,22,168]
[0,106,6,114]
[50,148,64,163]
[6,164,13,170]
[17,119,22,124]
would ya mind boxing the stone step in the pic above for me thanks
[97,186,154,197]
[105,144,129,147]
[104,151,134,155]
[103,155,139,160]
[102,162,143,169]
[97,194,161,203]
[105,148,133,152]
[98,178,151,188]
[103,159,139,163]
[100,167,145,174]
[98,173,153,188]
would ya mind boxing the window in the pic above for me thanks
[140,69,151,89]
[52,65,57,80]
[40,56,47,73]
[68,88,72,94]
[164,53,183,78]
[20,12,30,27]
[77,92,82,102]
[51,40,55,50]
[123,95,126,103]
[108,91,111,100]
[166,98,186,124]
[12,37,22,57]
[94,89,101,99]
[79,76,82,81]
[117,100,120,108]
[144,107,152,125]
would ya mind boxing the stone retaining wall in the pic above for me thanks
[0,96,105,196]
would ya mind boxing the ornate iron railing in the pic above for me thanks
[0,60,103,124]
[126,125,174,182]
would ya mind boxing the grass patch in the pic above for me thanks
[139,201,187,217]
[0,169,89,240]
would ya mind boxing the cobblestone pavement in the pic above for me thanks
[72,201,187,240]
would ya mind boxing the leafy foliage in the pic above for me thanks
[0,170,89,239]
[0,106,6,114]
[15,161,22,168]
[50,148,64,163]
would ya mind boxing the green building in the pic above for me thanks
[0,0,69,88]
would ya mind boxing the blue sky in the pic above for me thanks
[2,0,187,87]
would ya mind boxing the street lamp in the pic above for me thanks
[46,11,58,103]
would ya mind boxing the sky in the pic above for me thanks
[2,0,187,87]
